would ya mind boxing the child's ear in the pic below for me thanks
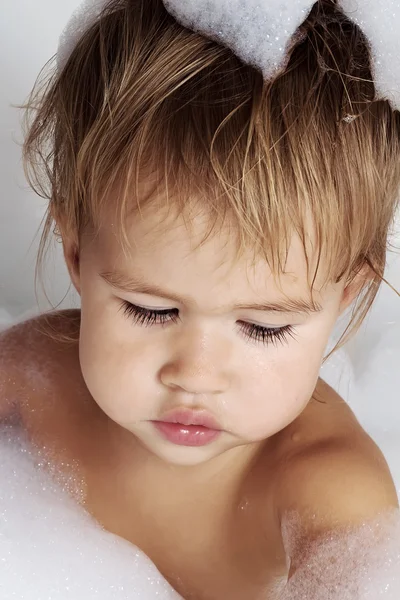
[51,205,82,296]
[338,263,374,316]
[62,237,81,296]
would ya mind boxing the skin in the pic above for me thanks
[59,188,368,508]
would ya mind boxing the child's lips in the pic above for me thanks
[151,421,222,446]
[156,407,222,430]
[150,407,223,446]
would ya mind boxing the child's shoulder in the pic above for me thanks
[0,309,81,421]
[272,380,399,577]
[0,308,80,369]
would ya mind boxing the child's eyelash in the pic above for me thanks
[120,301,296,347]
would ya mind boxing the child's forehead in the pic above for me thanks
[89,197,330,301]
[96,169,319,266]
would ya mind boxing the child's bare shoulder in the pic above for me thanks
[0,310,81,421]
[273,378,398,571]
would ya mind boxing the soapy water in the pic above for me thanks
[279,507,400,599]
[0,423,182,600]
[0,421,400,599]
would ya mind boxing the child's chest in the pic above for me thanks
[84,488,289,600]
[81,458,288,600]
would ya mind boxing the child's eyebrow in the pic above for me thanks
[100,270,323,315]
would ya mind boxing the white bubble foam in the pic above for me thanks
[280,508,400,599]
[162,0,400,109]
[0,424,182,599]
[162,0,314,79]
[57,0,400,110]
[340,0,400,111]
[1,423,400,598]
[57,0,109,72]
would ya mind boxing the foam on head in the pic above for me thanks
[58,0,400,110]
[340,0,400,111]
[162,0,314,79]
[57,0,109,71]
[57,0,400,110]
[163,0,400,110]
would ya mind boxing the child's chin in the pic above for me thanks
[139,430,227,466]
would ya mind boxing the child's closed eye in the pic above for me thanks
[119,300,297,347]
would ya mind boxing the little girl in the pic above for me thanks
[1,0,400,598]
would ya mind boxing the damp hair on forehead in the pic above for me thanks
[18,0,400,360]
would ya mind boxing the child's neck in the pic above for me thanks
[105,416,268,514]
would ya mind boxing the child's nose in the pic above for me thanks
[159,336,232,395]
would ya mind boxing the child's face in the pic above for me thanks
[70,199,352,467]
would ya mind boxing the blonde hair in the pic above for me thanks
[19,0,400,361]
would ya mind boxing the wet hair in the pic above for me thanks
[19,0,400,360]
